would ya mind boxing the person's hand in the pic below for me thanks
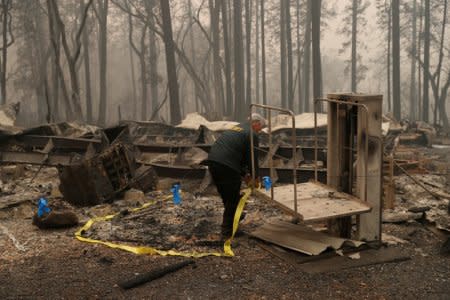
[254,177,261,189]
[244,175,261,188]
[243,173,252,185]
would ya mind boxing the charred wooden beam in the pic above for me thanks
[118,260,194,289]
[13,135,102,152]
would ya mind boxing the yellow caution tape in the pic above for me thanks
[223,188,252,256]
[75,189,252,258]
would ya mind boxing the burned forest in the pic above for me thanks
[0,0,449,299]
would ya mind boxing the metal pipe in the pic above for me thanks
[268,110,274,201]
[250,116,255,189]
[336,102,340,187]
[292,112,297,214]
[314,102,318,181]
[348,107,355,193]
[250,104,298,214]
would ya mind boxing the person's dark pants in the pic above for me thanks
[207,161,241,237]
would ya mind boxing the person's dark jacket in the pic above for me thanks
[207,123,259,176]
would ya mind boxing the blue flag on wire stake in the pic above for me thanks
[171,183,181,205]
[37,198,51,218]
[262,176,272,191]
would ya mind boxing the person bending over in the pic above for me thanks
[206,113,266,239]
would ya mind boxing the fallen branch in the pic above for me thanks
[118,260,194,289]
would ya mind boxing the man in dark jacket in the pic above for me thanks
[206,113,266,239]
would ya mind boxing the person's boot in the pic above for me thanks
[239,211,246,222]
[221,224,232,241]
[221,210,233,241]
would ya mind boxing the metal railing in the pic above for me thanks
[249,104,299,214]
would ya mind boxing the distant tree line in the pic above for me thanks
[0,0,448,129]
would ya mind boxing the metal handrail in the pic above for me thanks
[249,104,298,214]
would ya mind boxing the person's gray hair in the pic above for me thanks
[251,113,266,127]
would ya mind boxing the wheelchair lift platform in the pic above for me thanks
[251,93,383,243]
[255,181,371,222]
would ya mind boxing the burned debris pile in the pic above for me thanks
[0,112,330,253]
[0,109,448,257]
[81,190,283,253]
[381,116,450,232]
[59,143,157,207]
[84,191,224,252]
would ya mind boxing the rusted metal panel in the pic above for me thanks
[135,143,327,163]
[59,161,114,206]
[59,143,157,207]
[0,151,75,166]
[14,135,102,152]
[130,165,158,191]
[148,161,326,184]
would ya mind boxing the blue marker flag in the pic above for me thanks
[171,183,181,205]
[262,176,272,191]
[37,198,51,218]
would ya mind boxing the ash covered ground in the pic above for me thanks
[0,165,449,299]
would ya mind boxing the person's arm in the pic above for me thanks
[244,132,259,178]
[253,134,260,178]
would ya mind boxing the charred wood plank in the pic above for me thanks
[118,260,194,290]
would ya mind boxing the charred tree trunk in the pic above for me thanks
[386,0,392,112]
[303,0,312,112]
[438,76,450,130]
[145,0,159,119]
[46,0,73,120]
[386,1,392,112]
[311,0,322,110]
[233,0,245,121]
[188,0,200,113]
[261,0,267,105]
[285,0,294,111]
[255,0,260,104]
[245,0,251,108]
[221,0,233,116]
[130,22,147,121]
[95,0,108,126]
[280,0,287,108]
[409,0,417,121]
[126,11,138,120]
[351,0,357,92]
[422,0,430,122]
[53,0,93,120]
[296,0,302,113]
[160,0,181,125]
[0,0,12,105]
[434,0,447,125]
[392,0,401,120]
[81,0,93,123]
[417,0,423,119]
[211,0,224,115]
[31,6,51,123]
